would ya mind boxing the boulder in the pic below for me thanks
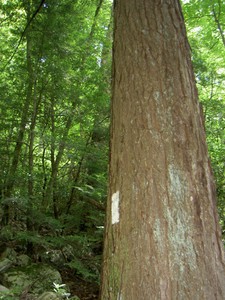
[43,250,65,267]
[0,247,17,261]
[0,284,10,292]
[41,245,74,267]
[37,291,62,300]
[62,245,74,261]
[0,258,13,273]
[16,254,32,267]
[0,284,14,299]
[2,268,31,290]
[0,247,17,275]
[2,263,62,295]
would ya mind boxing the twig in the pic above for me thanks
[2,0,46,71]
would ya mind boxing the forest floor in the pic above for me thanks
[61,269,99,300]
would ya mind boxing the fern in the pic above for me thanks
[66,257,97,281]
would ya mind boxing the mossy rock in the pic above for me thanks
[37,291,62,300]
[16,254,32,267]
[2,263,62,295]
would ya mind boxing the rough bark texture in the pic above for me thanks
[100,0,225,299]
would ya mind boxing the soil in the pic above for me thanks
[61,269,99,300]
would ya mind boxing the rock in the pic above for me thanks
[0,258,13,273]
[16,254,32,267]
[0,284,10,292]
[62,245,74,261]
[20,291,38,300]
[28,295,38,300]
[16,293,39,300]
[2,268,31,295]
[41,245,74,267]
[36,263,62,288]
[0,247,17,261]
[37,291,62,300]
[0,284,14,299]
[0,226,14,241]
[44,250,65,267]
[0,247,18,273]
[2,263,62,295]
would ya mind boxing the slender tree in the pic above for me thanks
[100,0,225,299]
[1,0,34,225]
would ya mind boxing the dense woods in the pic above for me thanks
[0,0,225,299]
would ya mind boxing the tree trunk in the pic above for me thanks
[42,97,77,215]
[100,0,225,299]
[1,0,33,225]
[26,79,43,254]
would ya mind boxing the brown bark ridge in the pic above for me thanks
[100,0,225,299]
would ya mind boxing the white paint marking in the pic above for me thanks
[112,191,120,224]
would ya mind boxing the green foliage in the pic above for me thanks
[0,0,110,282]
[53,282,70,299]
[0,292,17,300]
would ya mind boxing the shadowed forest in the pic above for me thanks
[0,0,225,299]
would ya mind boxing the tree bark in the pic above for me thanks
[100,0,225,299]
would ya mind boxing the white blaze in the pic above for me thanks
[111,191,120,224]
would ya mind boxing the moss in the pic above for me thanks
[168,165,188,202]
[153,218,165,254]
[166,207,197,273]
[148,164,197,282]
[108,260,122,300]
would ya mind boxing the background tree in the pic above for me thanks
[100,0,225,298]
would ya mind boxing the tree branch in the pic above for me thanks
[2,0,46,71]
[212,2,225,47]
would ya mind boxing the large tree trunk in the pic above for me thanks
[100,0,225,299]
